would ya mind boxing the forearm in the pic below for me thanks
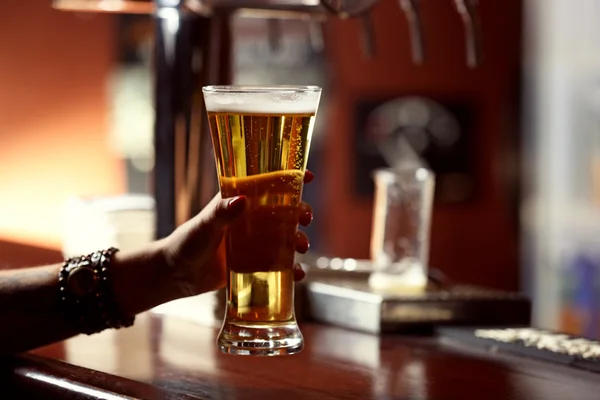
[0,241,177,356]
[0,264,74,355]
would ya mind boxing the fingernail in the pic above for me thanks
[304,170,314,184]
[299,211,312,226]
[227,196,246,211]
[293,264,306,281]
[296,232,310,253]
[304,211,313,224]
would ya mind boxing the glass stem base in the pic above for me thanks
[217,319,304,356]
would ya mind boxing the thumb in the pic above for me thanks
[209,195,247,229]
[178,194,247,242]
[165,195,247,268]
[188,194,246,250]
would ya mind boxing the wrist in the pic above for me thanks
[153,236,202,301]
[110,241,180,316]
[151,238,186,302]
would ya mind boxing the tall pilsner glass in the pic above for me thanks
[202,85,322,356]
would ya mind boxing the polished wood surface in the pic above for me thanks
[10,313,598,399]
[1,354,194,400]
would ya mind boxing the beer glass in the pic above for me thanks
[202,85,322,356]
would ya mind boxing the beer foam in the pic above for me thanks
[203,86,321,114]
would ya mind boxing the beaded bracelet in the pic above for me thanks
[59,248,135,335]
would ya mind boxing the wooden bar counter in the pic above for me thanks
[0,312,598,399]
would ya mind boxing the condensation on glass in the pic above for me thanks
[369,167,435,291]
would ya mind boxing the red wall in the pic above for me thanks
[321,0,522,290]
[0,1,124,251]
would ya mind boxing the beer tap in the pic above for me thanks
[399,0,424,64]
[319,0,377,17]
[453,0,483,68]
[267,18,283,53]
[359,13,377,59]
[308,20,325,53]
[318,0,380,59]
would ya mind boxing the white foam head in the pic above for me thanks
[203,85,321,114]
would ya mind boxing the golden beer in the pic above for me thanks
[203,86,321,356]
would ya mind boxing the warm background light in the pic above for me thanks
[52,0,154,14]
[0,1,125,250]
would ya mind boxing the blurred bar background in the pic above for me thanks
[1,0,600,339]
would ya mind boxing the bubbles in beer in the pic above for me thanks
[207,109,315,323]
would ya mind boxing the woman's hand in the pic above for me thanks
[159,171,314,299]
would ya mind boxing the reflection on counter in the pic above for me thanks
[370,358,428,400]
[64,313,154,382]
[308,324,381,369]
[157,315,219,374]
[305,324,429,398]
[151,290,223,329]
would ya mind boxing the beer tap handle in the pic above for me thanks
[267,18,283,54]
[453,0,483,68]
[359,12,377,59]
[308,20,325,53]
[399,0,424,64]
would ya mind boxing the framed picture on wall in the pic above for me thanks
[353,95,478,204]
